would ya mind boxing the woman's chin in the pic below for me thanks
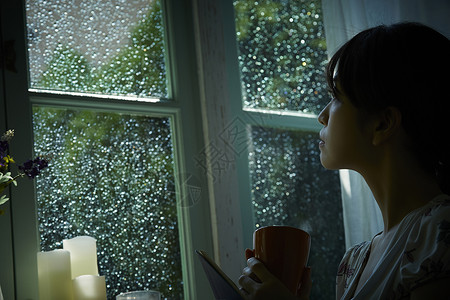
[319,154,339,170]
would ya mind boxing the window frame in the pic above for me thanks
[191,0,324,282]
[0,0,329,299]
[1,0,216,299]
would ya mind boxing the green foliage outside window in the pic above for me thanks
[31,2,182,299]
[234,0,328,113]
[250,127,344,299]
[36,0,166,98]
[33,109,182,299]
[30,1,343,299]
[234,1,345,299]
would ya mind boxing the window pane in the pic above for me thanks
[234,0,328,114]
[26,0,167,98]
[33,107,182,299]
[249,126,344,299]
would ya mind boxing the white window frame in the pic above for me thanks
[192,0,323,283]
[0,1,326,299]
[1,1,215,299]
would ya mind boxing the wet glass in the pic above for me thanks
[235,1,343,297]
[249,126,345,299]
[234,0,328,113]
[26,0,167,99]
[33,107,183,299]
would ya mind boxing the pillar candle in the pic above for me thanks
[73,275,107,300]
[63,236,99,278]
[37,249,73,300]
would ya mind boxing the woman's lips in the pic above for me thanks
[319,132,325,147]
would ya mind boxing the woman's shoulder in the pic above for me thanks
[400,194,450,263]
[395,194,450,294]
[407,194,450,239]
[397,194,450,238]
[423,193,450,215]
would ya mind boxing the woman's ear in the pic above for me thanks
[372,106,403,146]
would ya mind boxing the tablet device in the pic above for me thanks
[196,250,244,300]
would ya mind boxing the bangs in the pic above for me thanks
[325,25,389,112]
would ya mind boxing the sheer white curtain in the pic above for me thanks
[321,0,450,249]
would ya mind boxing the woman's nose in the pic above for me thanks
[318,104,329,126]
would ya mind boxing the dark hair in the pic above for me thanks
[326,22,450,194]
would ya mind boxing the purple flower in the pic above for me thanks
[20,159,33,170]
[18,157,49,179]
[34,157,48,170]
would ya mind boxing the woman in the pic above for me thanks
[238,22,450,299]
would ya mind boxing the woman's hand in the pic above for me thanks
[238,249,312,300]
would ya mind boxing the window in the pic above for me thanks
[1,1,214,299]
[27,0,167,98]
[33,108,182,298]
[234,0,328,113]
[0,1,344,299]
[26,1,183,298]
[233,1,344,298]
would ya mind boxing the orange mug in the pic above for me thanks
[253,225,311,295]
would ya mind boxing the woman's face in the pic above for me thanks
[317,90,374,171]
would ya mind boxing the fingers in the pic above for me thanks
[238,257,267,295]
[239,258,298,300]
[240,249,261,297]
[242,266,253,277]
[242,266,262,283]
[238,273,257,295]
[246,257,272,283]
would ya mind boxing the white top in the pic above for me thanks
[336,194,450,299]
